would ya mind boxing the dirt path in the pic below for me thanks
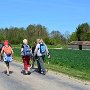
[0,61,90,90]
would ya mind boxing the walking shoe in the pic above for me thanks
[23,72,28,75]
[28,71,31,75]
[6,74,10,76]
[23,70,28,75]
[41,71,46,75]
[38,70,41,73]
[21,70,25,74]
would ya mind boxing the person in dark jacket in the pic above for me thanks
[31,42,37,69]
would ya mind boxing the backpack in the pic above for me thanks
[23,44,32,56]
[40,43,46,54]
[3,46,12,56]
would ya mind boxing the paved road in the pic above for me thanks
[0,61,90,90]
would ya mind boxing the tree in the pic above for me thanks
[69,32,78,42]
[0,28,5,41]
[26,24,49,44]
[76,23,90,41]
[76,23,90,50]
[50,30,66,45]
[64,31,70,43]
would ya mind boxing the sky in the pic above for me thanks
[0,0,90,34]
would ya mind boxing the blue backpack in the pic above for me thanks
[40,43,46,54]
[23,44,32,56]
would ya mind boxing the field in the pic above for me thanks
[13,47,90,81]
[46,49,90,80]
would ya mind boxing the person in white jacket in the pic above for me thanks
[34,39,48,75]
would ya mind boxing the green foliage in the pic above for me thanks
[0,25,67,45]
[49,30,66,45]
[1,22,90,45]
[69,32,78,41]
[0,24,49,44]
[76,23,90,41]
[13,47,21,57]
[26,24,49,44]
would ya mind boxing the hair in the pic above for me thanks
[40,38,44,43]
[23,39,28,44]
[36,39,40,43]
[4,40,9,45]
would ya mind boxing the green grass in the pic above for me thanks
[45,49,90,81]
[48,49,90,71]
[13,47,90,81]
[13,47,22,62]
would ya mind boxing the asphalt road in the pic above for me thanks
[0,61,90,90]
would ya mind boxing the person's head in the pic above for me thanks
[4,40,9,46]
[23,39,28,44]
[36,39,40,44]
[40,38,44,43]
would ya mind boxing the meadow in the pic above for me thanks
[13,47,90,81]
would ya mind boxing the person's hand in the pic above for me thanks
[12,56,14,60]
[48,54,51,59]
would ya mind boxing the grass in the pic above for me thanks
[13,47,90,81]
[49,49,90,71]
[45,64,90,81]
[45,49,90,81]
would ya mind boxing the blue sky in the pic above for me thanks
[0,0,90,34]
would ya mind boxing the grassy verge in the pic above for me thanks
[45,63,90,81]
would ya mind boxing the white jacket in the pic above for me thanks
[34,43,49,57]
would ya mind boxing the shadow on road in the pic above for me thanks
[2,70,14,74]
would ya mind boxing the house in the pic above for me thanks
[68,41,90,50]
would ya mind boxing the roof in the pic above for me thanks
[69,41,90,46]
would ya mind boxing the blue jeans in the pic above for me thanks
[37,56,46,73]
